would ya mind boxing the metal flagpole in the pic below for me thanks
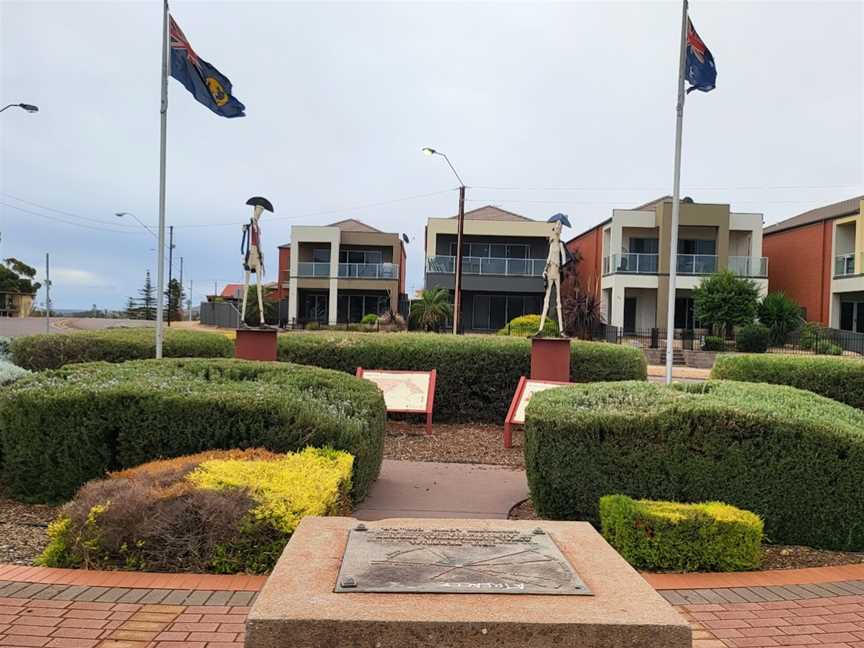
[45,253,50,334]
[665,0,689,385]
[155,0,169,358]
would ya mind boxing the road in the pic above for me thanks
[0,317,154,338]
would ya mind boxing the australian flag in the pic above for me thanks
[685,18,717,94]
[169,16,245,118]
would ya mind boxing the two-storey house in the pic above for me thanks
[277,219,407,326]
[424,206,555,331]
[568,197,768,332]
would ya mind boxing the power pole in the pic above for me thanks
[167,225,174,327]
[45,252,50,334]
[188,279,193,321]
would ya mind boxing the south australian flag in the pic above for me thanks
[685,18,717,93]
[169,16,245,118]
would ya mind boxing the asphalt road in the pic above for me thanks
[0,317,154,337]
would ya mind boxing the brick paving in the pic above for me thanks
[1,566,864,647]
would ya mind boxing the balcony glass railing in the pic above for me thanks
[426,255,546,276]
[604,253,659,274]
[296,262,331,277]
[677,254,717,275]
[835,253,856,277]
[728,256,768,277]
[338,262,397,279]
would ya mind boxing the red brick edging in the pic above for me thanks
[0,567,264,593]
[644,563,864,591]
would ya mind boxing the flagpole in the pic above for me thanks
[664,0,689,384]
[155,0,169,358]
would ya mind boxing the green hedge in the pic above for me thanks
[0,358,385,503]
[277,332,646,422]
[600,495,763,572]
[525,380,864,551]
[9,328,232,371]
[712,354,864,409]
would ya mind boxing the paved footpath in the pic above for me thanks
[2,563,863,648]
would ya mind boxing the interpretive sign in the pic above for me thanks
[334,525,591,596]
[503,376,570,448]
[356,368,436,435]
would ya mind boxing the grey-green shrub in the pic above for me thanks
[0,358,385,503]
[10,328,232,371]
[712,354,864,409]
[524,380,864,551]
[278,332,646,422]
[0,359,29,386]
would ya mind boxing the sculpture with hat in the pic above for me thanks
[538,213,574,336]
[240,196,274,327]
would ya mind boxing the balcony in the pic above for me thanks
[603,253,658,275]
[728,256,768,278]
[297,262,398,279]
[426,255,545,276]
[836,253,857,277]
[677,254,717,275]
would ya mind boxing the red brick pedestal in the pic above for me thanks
[235,328,278,362]
[530,337,571,382]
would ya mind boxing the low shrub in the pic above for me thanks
[600,495,763,572]
[0,336,11,361]
[497,314,559,338]
[735,324,770,353]
[10,328,232,371]
[712,354,864,409]
[277,332,646,422]
[799,322,823,350]
[39,447,352,573]
[360,313,379,325]
[304,321,321,331]
[0,359,30,386]
[814,339,842,356]
[702,336,725,352]
[524,380,864,550]
[0,358,385,503]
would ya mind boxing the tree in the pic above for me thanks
[0,257,41,294]
[165,278,185,322]
[693,270,760,335]
[129,271,156,320]
[124,297,139,320]
[409,288,452,331]
[758,291,804,346]
[563,277,605,340]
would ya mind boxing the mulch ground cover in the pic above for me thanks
[0,494,57,565]
[384,420,524,467]
[508,498,864,571]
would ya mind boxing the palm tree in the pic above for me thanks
[410,288,452,331]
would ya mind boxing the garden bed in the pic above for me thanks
[384,421,524,467]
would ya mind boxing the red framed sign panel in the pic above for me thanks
[356,368,437,435]
[503,376,570,448]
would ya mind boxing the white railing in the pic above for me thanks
[338,262,397,279]
[604,253,659,274]
[836,254,856,277]
[426,255,546,276]
[728,256,768,277]
[677,254,717,275]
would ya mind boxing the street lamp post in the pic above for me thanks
[422,147,466,335]
[0,103,39,114]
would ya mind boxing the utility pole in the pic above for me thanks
[188,279,193,321]
[167,225,174,327]
[45,253,50,334]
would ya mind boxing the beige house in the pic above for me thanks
[0,291,35,318]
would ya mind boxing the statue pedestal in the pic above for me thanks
[530,337,571,382]
[235,328,277,362]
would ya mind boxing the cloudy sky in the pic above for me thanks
[1,0,861,309]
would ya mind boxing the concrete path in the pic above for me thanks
[354,460,529,521]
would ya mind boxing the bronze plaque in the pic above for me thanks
[335,526,592,596]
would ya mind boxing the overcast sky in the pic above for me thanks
[1,0,862,309]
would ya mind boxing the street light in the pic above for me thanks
[115,212,157,238]
[0,103,39,113]
[423,147,466,335]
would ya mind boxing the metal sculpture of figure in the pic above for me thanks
[240,196,274,327]
[538,213,572,336]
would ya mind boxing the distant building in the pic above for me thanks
[0,290,35,318]
[568,197,768,331]
[763,196,864,331]
[424,206,554,332]
[277,219,407,326]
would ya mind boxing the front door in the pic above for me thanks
[303,294,328,323]
[623,297,637,333]
[841,302,855,332]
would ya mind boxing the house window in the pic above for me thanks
[339,249,383,264]
[312,248,330,263]
[629,238,658,254]
[678,239,716,255]
[449,242,530,258]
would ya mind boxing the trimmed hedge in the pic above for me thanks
[39,447,353,573]
[9,328,232,371]
[525,380,864,551]
[735,324,770,353]
[712,354,864,410]
[0,358,385,503]
[600,495,763,572]
[277,332,646,422]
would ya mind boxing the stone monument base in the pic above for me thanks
[235,327,277,362]
[530,336,571,382]
[246,517,691,648]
